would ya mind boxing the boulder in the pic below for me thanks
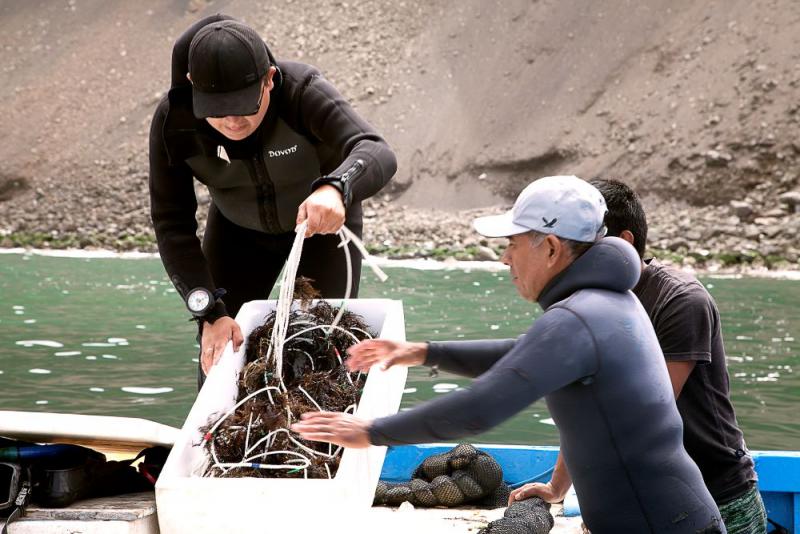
[705,150,733,166]
[475,246,499,261]
[729,200,753,219]
[778,191,800,213]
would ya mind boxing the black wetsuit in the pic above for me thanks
[148,14,397,326]
[369,238,725,533]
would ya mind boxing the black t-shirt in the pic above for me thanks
[633,260,757,503]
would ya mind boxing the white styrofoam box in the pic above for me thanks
[156,299,407,533]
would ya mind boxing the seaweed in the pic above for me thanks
[198,285,375,480]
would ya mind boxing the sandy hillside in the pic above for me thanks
[0,0,798,261]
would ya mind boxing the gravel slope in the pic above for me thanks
[0,0,798,269]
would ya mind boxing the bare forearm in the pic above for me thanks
[550,451,572,500]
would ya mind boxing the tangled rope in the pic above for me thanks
[197,223,387,479]
[268,222,387,390]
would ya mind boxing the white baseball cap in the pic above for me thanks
[473,175,607,242]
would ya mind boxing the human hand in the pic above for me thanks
[291,412,372,449]
[345,339,428,372]
[508,481,566,506]
[296,185,345,237]
[200,317,244,375]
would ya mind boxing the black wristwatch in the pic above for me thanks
[186,287,214,317]
[310,158,364,207]
[185,287,227,323]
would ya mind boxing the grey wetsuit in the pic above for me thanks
[369,237,725,533]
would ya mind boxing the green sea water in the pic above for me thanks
[0,252,798,450]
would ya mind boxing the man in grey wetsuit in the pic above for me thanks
[293,176,725,533]
[149,15,396,383]
[510,179,765,533]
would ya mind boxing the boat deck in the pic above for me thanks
[7,492,583,533]
[8,492,157,534]
[369,502,584,533]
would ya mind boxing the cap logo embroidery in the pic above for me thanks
[542,217,557,228]
[267,145,298,158]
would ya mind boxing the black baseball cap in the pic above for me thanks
[188,20,271,118]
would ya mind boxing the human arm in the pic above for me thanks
[296,308,597,447]
[284,65,397,209]
[425,338,518,378]
[653,283,716,398]
[666,361,696,398]
[149,99,222,315]
[368,309,595,446]
[149,99,242,366]
[508,451,572,505]
[345,338,517,378]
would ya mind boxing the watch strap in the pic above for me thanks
[310,158,364,208]
[186,287,229,323]
[200,299,228,324]
[310,175,350,207]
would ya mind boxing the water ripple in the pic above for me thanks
[16,340,63,348]
[121,386,174,395]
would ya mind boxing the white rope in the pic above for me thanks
[267,222,384,376]
[328,226,388,331]
[297,385,323,412]
[213,450,313,473]
[349,327,374,340]
[213,461,309,472]
[329,230,354,331]
[205,222,385,477]
[340,225,388,282]
[284,324,361,346]
[268,220,309,389]
[245,428,337,459]
[206,385,282,437]
[244,412,254,454]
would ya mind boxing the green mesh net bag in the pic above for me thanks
[374,444,555,533]
[374,444,503,507]
[478,497,555,534]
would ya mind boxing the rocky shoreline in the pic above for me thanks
[2,181,798,273]
[361,193,800,273]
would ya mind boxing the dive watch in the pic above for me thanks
[186,287,214,317]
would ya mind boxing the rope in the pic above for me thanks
[328,230,354,331]
[202,221,387,477]
[267,222,387,387]
[268,220,309,390]
[340,225,388,282]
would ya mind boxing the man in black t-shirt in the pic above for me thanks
[509,179,766,534]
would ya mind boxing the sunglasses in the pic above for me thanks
[205,81,266,119]
[244,80,267,116]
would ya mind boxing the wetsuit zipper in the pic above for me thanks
[251,147,282,233]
